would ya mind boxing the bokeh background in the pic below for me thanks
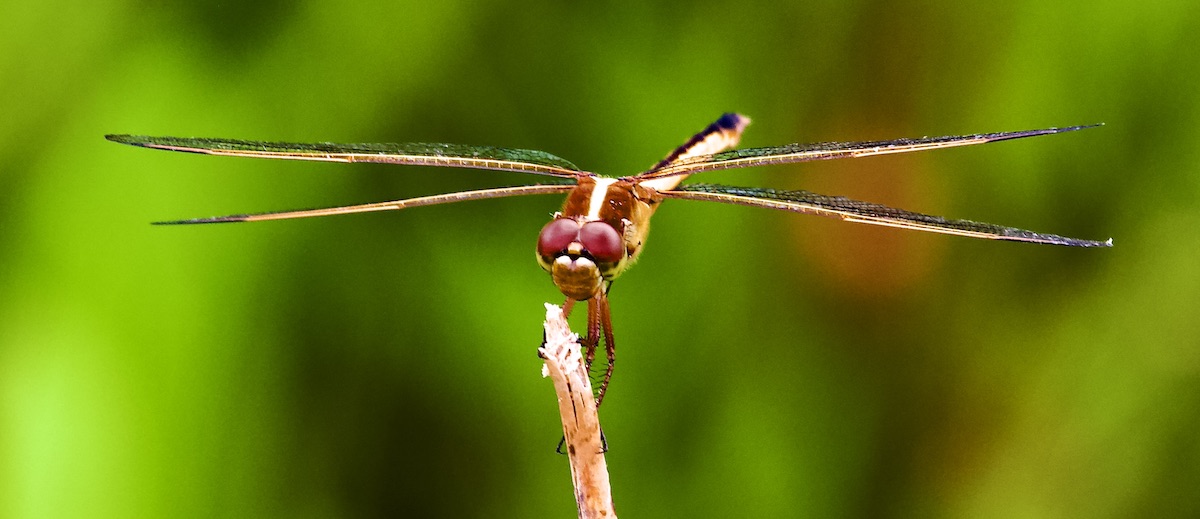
[2,1,1197,517]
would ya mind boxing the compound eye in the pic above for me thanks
[537,218,580,257]
[579,221,624,263]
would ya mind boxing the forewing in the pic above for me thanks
[660,183,1112,247]
[641,125,1101,181]
[153,183,576,224]
[106,134,586,178]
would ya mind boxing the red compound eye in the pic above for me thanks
[579,221,624,263]
[537,218,580,257]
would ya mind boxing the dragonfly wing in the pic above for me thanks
[153,183,576,224]
[642,124,1102,181]
[660,183,1112,247]
[638,113,752,191]
[106,134,587,178]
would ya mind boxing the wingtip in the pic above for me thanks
[106,134,154,147]
[1074,236,1113,247]
[1060,123,1105,133]
[1060,235,1113,248]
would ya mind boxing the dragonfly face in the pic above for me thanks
[536,177,663,300]
[106,112,1110,411]
[536,217,618,300]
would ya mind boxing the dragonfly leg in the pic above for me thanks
[594,292,616,409]
[550,293,613,453]
[552,296,606,454]
[555,428,608,455]
[583,297,601,372]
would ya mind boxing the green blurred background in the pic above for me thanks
[2,0,1197,517]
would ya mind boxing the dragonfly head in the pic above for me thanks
[536,217,625,300]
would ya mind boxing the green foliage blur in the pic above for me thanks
[2,1,1197,517]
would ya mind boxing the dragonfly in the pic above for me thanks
[106,113,1111,408]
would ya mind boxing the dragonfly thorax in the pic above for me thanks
[536,217,625,300]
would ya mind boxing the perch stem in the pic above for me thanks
[540,303,615,519]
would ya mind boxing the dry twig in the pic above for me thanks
[540,303,615,519]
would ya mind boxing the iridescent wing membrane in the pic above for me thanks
[105,135,584,224]
[106,117,1110,247]
[664,183,1109,247]
[640,124,1111,247]
[639,125,1098,180]
[104,134,585,176]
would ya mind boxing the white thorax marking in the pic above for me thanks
[586,177,619,220]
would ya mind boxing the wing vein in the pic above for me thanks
[106,134,588,178]
[640,125,1101,180]
[154,183,577,224]
[660,183,1112,247]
